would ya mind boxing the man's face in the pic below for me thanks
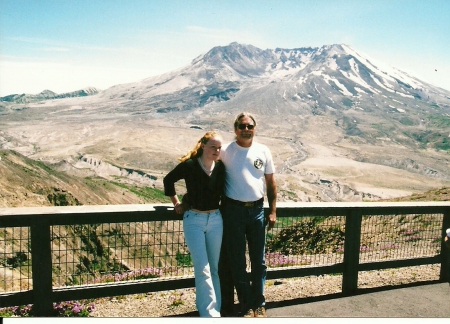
[235,116,255,144]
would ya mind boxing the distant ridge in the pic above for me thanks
[0,87,99,104]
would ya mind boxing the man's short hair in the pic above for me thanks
[234,112,257,129]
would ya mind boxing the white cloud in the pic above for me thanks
[41,47,70,52]
[0,58,155,95]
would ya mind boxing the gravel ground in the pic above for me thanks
[91,264,441,317]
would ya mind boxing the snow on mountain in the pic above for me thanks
[93,42,450,154]
[98,43,449,108]
[4,42,448,151]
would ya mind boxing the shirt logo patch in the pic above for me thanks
[254,158,263,169]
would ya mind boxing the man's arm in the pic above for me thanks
[264,173,277,230]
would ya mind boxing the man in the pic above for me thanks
[219,112,277,317]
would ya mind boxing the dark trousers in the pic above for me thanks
[219,243,235,316]
[220,198,267,313]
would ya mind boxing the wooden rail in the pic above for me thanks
[1,201,449,316]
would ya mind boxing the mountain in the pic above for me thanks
[100,42,449,107]
[0,87,99,104]
[1,42,450,204]
[97,42,450,150]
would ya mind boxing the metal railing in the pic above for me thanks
[1,201,449,316]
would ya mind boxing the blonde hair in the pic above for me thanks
[178,130,221,162]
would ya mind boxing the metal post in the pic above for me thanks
[342,208,362,295]
[30,218,54,316]
[440,209,450,282]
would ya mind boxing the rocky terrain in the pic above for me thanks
[0,149,170,208]
[1,113,449,207]
[1,43,450,207]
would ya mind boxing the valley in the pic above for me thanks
[1,43,450,207]
[1,105,448,207]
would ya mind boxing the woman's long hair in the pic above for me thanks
[178,130,220,162]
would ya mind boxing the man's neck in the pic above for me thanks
[236,139,253,148]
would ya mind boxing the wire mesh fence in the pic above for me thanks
[0,210,446,295]
[51,220,190,289]
[266,215,346,268]
[358,213,443,263]
[0,226,32,293]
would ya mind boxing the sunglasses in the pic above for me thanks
[238,124,255,130]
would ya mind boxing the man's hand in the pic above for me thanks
[264,173,277,231]
[266,212,276,231]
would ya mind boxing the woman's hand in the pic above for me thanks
[174,202,186,214]
[173,200,189,215]
[170,196,187,214]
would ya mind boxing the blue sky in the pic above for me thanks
[1,0,449,96]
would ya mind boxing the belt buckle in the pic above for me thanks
[243,202,254,207]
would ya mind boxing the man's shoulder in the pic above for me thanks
[251,141,270,151]
[222,141,234,149]
[221,141,235,153]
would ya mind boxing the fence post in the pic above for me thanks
[342,208,362,295]
[440,209,450,282]
[30,218,54,316]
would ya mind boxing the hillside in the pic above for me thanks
[0,149,170,208]
[1,43,450,203]
[380,186,450,202]
[1,148,448,209]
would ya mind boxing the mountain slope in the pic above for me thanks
[0,150,169,207]
[97,43,450,151]
[99,43,449,110]
[0,87,99,104]
[1,42,450,203]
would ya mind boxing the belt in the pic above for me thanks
[225,196,264,207]
[191,208,219,214]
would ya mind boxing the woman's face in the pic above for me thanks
[202,137,222,161]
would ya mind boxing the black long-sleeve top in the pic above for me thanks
[163,158,225,211]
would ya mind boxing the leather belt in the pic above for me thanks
[225,196,263,207]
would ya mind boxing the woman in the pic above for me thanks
[163,131,225,317]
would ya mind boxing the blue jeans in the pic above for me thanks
[221,199,267,311]
[183,209,223,317]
